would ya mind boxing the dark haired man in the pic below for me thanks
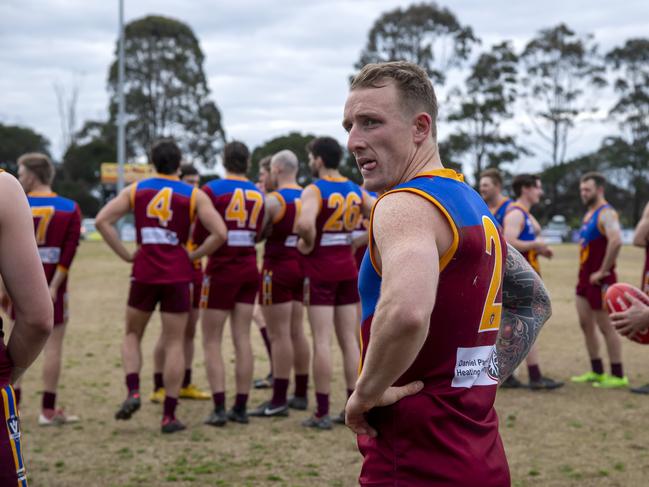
[502,174,562,390]
[11,153,81,424]
[194,140,265,426]
[295,136,374,429]
[343,61,551,485]
[572,172,627,388]
[96,139,227,433]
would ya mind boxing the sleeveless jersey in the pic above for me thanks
[492,197,512,227]
[353,190,377,269]
[507,202,540,274]
[643,245,649,294]
[303,176,363,281]
[27,192,81,282]
[358,169,508,485]
[131,176,197,283]
[194,176,265,276]
[264,186,302,263]
[578,203,617,287]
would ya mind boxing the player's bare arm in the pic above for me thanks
[503,210,546,254]
[492,245,551,382]
[295,184,319,255]
[49,205,81,302]
[96,185,136,262]
[346,192,452,437]
[632,202,649,247]
[48,268,67,303]
[360,188,376,217]
[590,209,622,285]
[260,192,281,239]
[188,189,227,260]
[0,172,53,383]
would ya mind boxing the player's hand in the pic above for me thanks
[345,381,424,437]
[589,270,609,285]
[297,238,313,255]
[536,242,553,258]
[611,292,649,339]
[49,286,58,303]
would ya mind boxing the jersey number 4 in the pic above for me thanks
[225,188,263,229]
[32,206,55,245]
[146,188,174,227]
[479,216,503,333]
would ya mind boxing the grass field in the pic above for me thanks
[11,242,649,486]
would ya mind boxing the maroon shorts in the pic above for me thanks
[127,281,191,313]
[576,279,616,311]
[191,273,203,309]
[305,277,359,306]
[0,384,27,486]
[201,272,259,311]
[260,259,304,305]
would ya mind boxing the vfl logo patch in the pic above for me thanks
[7,413,20,441]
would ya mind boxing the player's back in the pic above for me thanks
[197,176,264,276]
[304,176,362,281]
[27,192,81,280]
[579,203,615,280]
[264,186,302,263]
[358,169,509,485]
[492,197,511,228]
[131,176,196,283]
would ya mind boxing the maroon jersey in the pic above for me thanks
[643,245,649,294]
[358,170,509,485]
[577,203,617,289]
[193,176,264,278]
[264,186,302,263]
[131,176,197,284]
[27,192,81,282]
[302,176,363,281]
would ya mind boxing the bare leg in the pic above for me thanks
[184,307,199,379]
[333,304,360,392]
[230,303,254,395]
[307,305,334,395]
[575,296,600,360]
[262,302,293,380]
[525,344,540,367]
[122,306,153,376]
[202,309,228,394]
[159,311,188,400]
[290,301,310,375]
[594,310,623,364]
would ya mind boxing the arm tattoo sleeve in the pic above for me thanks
[489,244,552,383]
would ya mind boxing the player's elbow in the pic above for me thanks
[386,301,431,335]
[632,234,646,247]
[15,302,53,338]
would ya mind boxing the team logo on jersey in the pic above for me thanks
[6,413,20,441]
[451,346,499,388]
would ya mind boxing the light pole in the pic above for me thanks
[117,0,126,194]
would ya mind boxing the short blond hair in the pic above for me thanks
[18,152,55,185]
[350,61,438,139]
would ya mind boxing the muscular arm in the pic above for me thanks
[260,193,281,240]
[633,202,649,247]
[0,173,53,382]
[295,185,319,254]
[50,204,82,300]
[492,244,552,382]
[503,210,536,252]
[95,186,134,263]
[596,209,622,276]
[189,189,227,260]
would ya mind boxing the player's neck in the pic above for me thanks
[277,175,298,189]
[28,183,53,195]
[515,197,532,211]
[401,142,443,184]
[318,168,343,180]
[225,171,248,181]
[588,197,606,212]
[488,194,507,211]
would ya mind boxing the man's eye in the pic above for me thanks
[363,119,379,127]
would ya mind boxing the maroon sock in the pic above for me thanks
[259,327,272,370]
[126,373,140,395]
[271,378,289,407]
[234,393,248,410]
[611,363,624,378]
[591,359,604,375]
[163,396,178,420]
[294,374,308,398]
[153,372,163,391]
[42,391,56,410]
[182,369,192,388]
[212,392,225,409]
[346,389,354,400]
[315,393,329,418]
[14,388,21,406]
[528,365,542,382]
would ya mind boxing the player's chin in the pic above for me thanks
[361,172,384,193]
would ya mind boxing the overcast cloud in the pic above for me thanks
[1,0,647,174]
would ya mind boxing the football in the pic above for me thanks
[605,282,649,344]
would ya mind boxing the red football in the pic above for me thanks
[605,283,649,344]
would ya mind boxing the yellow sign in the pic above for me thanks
[100,163,155,184]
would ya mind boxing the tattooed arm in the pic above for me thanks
[491,244,552,383]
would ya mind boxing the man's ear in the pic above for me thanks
[413,112,433,143]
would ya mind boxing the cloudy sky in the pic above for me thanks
[1,0,647,174]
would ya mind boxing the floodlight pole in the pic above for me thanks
[117,0,126,194]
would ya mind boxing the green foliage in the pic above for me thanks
[107,15,225,165]
[0,123,50,173]
[446,41,529,183]
[249,132,316,185]
[354,2,478,84]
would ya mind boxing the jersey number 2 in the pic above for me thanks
[146,188,173,226]
[479,216,503,333]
